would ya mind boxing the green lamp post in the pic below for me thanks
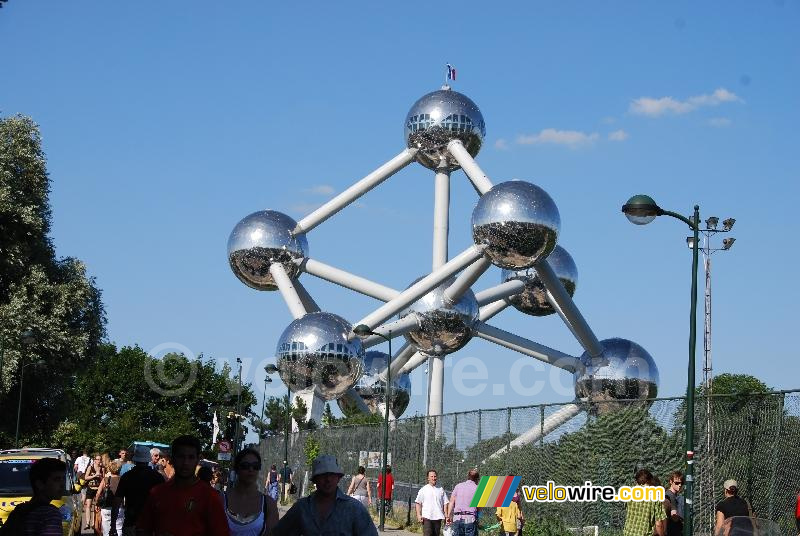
[622,195,699,536]
[353,324,392,531]
[265,363,289,504]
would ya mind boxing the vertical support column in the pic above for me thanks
[429,166,450,432]
[293,389,325,428]
[506,407,512,473]
[477,409,482,445]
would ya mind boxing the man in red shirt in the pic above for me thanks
[135,435,230,536]
[377,465,395,516]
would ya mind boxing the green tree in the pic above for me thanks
[53,344,256,452]
[0,115,106,447]
[262,395,318,436]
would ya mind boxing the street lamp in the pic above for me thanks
[265,363,289,504]
[234,357,243,457]
[622,194,699,536]
[260,368,273,438]
[353,323,392,531]
[16,329,42,448]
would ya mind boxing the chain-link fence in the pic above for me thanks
[259,390,800,535]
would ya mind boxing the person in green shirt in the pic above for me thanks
[623,469,667,536]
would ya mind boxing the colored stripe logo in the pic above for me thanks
[470,476,521,507]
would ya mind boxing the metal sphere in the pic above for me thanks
[501,245,578,316]
[228,210,309,291]
[275,312,364,401]
[472,181,560,269]
[335,351,412,418]
[573,338,659,415]
[399,276,479,356]
[404,87,486,170]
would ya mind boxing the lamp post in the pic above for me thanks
[234,357,243,457]
[260,368,273,437]
[622,195,699,536]
[16,329,40,448]
[265,363,289,504]
[353,324,392,531]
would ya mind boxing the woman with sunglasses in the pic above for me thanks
[224,448,279,535]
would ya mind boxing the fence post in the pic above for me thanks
[767,393,785,521]
[454,413,458,451]
[507,408,512,452]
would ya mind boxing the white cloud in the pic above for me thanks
[707,117,733,128]
[629,88,743,117]
[608,129,629,141]
[303,184,335,196]
[516,129,599,148]
[494,138,509,150]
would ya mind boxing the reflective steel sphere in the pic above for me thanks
[501,245,578,316]
[275,312,364,401]
[573,338,659,415]
[228,210,309,291]
[399,276,479,356]
[404,87,486,170]
[472,181,560,269]
[335,351,412,418]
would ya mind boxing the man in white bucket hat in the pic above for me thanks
[273,455,378,535]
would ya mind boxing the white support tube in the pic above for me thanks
[354,245,486,331]
[535,260,604,358]
[293,148,418,234]
[473,322,584,373]
[447,140,494,195]
[269,264,308,320]
[545,291,582,343]
[293,278,320,313]
[488,402,581,458]
[343,388,372,415]
[442,255,492,306]
[474,280,526,306]
[478,299,511,322]
[299,258,400,302]
[376,342,416,382]
[398,350,429,374]
[432,168,450,269]
[361,315,420,348]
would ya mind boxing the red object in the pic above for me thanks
[137,479,231,536]
[377,473,394,499]
[795,492,800,518]
[493,476,516,507]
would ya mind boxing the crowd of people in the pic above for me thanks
[1,442,786,536]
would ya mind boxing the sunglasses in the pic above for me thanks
[672,481,685,485]
[238,462,261,471]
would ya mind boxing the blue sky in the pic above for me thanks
[2,1,798,432]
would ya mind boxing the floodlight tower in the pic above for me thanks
[688,216,736,531]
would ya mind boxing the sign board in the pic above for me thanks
[218,440,232,453]
[358,450,391,469]
[217,452,232,461]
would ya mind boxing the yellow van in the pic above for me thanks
[0,448,82,535]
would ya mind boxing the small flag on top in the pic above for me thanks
[447,63,457,81]
[470,475,522,507]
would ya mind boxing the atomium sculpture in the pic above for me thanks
[228,84,659,432]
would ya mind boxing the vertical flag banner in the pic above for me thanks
[212,410,220,445]
[447,63,457,81]
[471,476,521,507]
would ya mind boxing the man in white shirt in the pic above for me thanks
[74,449,90,479]
[415,469,449,536]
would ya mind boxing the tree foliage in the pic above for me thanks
[47,343,256,452]
[0,115,106,446]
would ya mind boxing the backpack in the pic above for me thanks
[0,501,38,536]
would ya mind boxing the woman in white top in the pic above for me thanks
[224,448,279,536]
[346,465,372,508]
